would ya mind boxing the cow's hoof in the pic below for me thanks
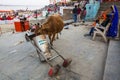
[50,43,53,46]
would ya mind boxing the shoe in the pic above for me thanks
[64,27,69,29]
[74,24,76,26]
[83,21,85,23]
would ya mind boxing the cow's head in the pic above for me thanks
[35,24,48,35]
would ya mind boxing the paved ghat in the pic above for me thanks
[0,23,108,80]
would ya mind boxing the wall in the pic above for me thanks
[85,1,100,20]
[60,6,73,20]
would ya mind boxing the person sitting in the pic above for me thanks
[98,10,108,23]
[84,19,100,36]
[84,5,114,37]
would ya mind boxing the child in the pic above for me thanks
[81,7,87,23]
[84,19,99,36]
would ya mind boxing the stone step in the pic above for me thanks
[103,40,120,80]
[96,2,120,18]
[99,6,120,10]
[100,1,120,6]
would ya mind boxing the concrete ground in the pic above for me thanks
[0,24,14,33]
[0,23,108,80]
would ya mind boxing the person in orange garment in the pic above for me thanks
[84,19,99,36]
[101,11,107,20]
[84,8,112,37]
[98,9,110,23]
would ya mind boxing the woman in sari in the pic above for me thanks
[107,5,119,37]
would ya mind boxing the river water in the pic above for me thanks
[0,5,42,10]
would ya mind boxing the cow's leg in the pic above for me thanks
[56,33,59,39]
[56,32,62,39]
[54,33,58,40]
[51,33,56,46]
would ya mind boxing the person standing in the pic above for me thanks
[81,7,87,23]
[107,5,119,37]
[77,4,81,22]
[72,5,78,23]
[20,15,26,31]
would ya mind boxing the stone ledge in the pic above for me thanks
[103,40,120,80]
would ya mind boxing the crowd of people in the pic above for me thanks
[72,2,88,23]
[0,13,15,20]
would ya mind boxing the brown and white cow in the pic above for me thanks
[35,14,64,45]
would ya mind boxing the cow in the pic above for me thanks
[35,14,64,45]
